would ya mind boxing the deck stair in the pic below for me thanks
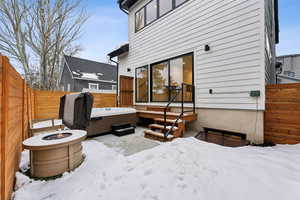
[143,83,197,142]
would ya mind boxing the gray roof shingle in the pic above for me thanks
[64,55,117,82]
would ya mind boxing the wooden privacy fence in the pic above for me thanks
[0,55,31,200]
[265,83,300,144]
[33,90,116,119]
[0,54,117,200]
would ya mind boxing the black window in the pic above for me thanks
[175,0,187,7]
[146,0,157,25]
[151,53,194,102]
[159,0,173,16]
[136,66,149,102]
[135,8,145,32]
[135,0,189,33]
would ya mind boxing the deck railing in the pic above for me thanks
[163,83,195,139]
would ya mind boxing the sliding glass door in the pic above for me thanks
[151,61,169,102]
[150,53,193,102]
[170,54,193,102]
[136,66,149,102]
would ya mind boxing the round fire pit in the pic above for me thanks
[23,130,86,178]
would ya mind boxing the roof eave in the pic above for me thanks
[108,43,129,58]
[118,0,138,11]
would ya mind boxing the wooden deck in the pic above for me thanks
[136,110,197,122]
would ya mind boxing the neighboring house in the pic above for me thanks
[276,54,300,83]
[109,0,279,143]
[60,55,117,92]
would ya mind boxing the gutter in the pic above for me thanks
[118,0,129,15]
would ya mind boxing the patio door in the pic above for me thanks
[119,75,133,107]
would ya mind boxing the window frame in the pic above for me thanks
[150,52,194,103]
[145,0,158,25]
[135,65,149,103]
[135,7,145,32]
[158,0,173,18]
[135,0,189,33]
[88,83,99,90]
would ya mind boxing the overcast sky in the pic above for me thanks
[78,0,299,62]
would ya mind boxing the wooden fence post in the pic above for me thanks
[1,56,9,200]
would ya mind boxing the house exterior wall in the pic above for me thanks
[73,79,117,92]
[60,63,74,91]
[119,0,269,110]
[117,0,277,143]
[265,0,276,84]
[277,55,300,83]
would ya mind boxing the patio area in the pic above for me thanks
[92,126,199,156]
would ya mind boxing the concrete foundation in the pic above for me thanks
[184,108,264,144]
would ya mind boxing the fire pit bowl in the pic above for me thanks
[23,130,86,178]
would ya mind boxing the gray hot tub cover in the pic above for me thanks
[59,92,94,130]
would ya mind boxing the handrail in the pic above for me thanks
[163,83,195,139]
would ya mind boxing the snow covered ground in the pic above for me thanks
[13,138,300,200]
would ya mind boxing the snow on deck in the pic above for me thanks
[13,138,300,200]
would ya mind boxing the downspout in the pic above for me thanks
[110,57,119,107]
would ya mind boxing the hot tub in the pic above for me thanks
[23,130,86,178]
[87,107,137,136]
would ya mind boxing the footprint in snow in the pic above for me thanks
[144,169,153,176]
[140,183,147,190]
[145,154,154,160]
[177,183,187,189]
[177,176,184,181]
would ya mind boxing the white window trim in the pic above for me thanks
[89,83,99,90]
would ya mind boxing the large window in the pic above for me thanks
[135,8,145,32]
[151,61,169,102]
[136,66,149,102]
[135,0,189,32]
[151,53,193,102]
[159,0,173,16]
[146,0,157,25]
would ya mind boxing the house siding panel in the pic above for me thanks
[122,0,266,110]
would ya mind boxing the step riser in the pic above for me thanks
[144,133,173,142]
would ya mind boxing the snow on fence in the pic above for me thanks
[265,83,300,144]
[0,55,117,200]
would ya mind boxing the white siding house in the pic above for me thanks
[109,0,279,143]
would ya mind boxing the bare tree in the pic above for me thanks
[0,0,87,89]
